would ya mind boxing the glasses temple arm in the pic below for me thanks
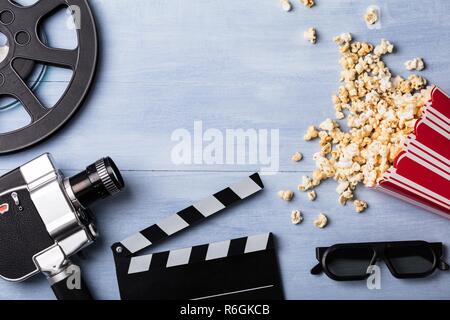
[310,263,323,275]
[438,259,449,271]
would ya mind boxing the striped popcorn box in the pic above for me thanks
[377,86,450,218]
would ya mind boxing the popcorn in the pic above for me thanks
[280,0,293,12]
[299,36,431,209]
[298,176,314,192]
[304,126,319,141]
[278,190,294,201]
[312,169,327,185]
[354,200,368,213]
[336,181,350,195]
[320,143,332,155]
[319,118,338,132]
[292,36,431,216]
[409,75,427,90]
[300,0,315,8]
[304,27,317,44]
[405,58,425,71]
[307,191,317,201]
[336,111,345,120]
[291,210,303,224]
[314,213,328,229]
[374,39,394,56]
[338,189,353,205]
[364,7,379,25]
[292,152,303,162]
[333,33,352,46]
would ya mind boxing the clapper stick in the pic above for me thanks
[111,173,285,300]
[112,173,264,257]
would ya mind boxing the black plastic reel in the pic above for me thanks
[0,0,98,153]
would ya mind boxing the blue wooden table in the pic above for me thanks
[0,0,449,300]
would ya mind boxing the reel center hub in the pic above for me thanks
[0,22,37,111]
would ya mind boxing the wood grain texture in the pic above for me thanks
[0,0,449,300]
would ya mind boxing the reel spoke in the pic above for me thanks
[3,67,48,121]
[15,43,77,69]
[27,0,66,20]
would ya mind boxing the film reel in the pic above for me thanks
[0,0,97,153]
[0,31,47,112]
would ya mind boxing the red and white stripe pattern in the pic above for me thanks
[377,86,450,218]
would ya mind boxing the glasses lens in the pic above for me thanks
[326,247,375,277]
[386,244,435,275]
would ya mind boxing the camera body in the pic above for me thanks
[0,153,124,299]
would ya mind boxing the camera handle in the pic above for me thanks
[35,245,94,300]
[48,262,93,300]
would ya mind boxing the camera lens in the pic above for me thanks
[67,157,125,208]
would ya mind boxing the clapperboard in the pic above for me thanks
[111,174,284,300]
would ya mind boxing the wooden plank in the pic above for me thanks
[0,0,449,300]
[1,1,449,171]
[0,171,448,300]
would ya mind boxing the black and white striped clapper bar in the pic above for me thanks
[111,174,284,300]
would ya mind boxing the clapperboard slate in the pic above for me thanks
[111,174,284,300]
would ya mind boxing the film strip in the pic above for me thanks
[111,174,284,300]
